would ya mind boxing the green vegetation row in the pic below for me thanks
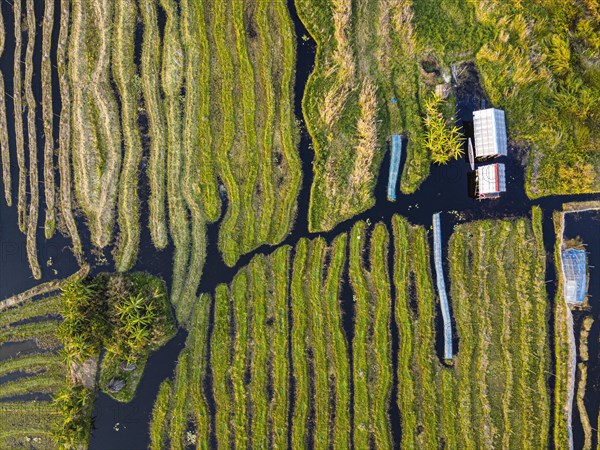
[0,8,10,207]
[349,221,393,448]
[42,0,56,239]
[112,0,143,271]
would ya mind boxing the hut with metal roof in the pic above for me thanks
[476,163,506,199]
[561,248,588,304]
[473,108,508,158]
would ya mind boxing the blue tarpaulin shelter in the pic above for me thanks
[561,248,587,304]
[387,135,402,201]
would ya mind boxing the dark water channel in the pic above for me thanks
[0,0,598,448]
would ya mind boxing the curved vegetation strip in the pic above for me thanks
[42,0,56,239]
[112,0,143,272]
[0,8,10,207]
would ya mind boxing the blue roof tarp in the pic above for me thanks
[561,248,587,304]
[387,135,402,201]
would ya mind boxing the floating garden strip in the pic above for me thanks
[270,0,302,244]
[42,0,56,239]
[0,401,58,448]
[180,0,208,323]
[290,238,310,448]
[209,0,241,267]
[24,0,41,280]
[323,234,351,449]
[231,271,249,449]
[448,229,476,450]
[169,350,190,450]
[160,0,190,319]
[268,246,291,447]
[0,9,10,206]
[57,0,83,260]
[112,0,142,272]
[0,264,89,312]
[13,0,26,232]
[411,225,440,448]
[140,0,168,249]
[250,0,277,245]
[248,256,269,448]
[230,0,259,257]
[0,295,61,327]
[349,221,370,448]
[211,284,233,448]
[369,223,393,448]
[187,299,211,446]
[193,0,220,223]
[149,380,172,450]
[0,353,64,379]
[306,237,330,449]
[88,0,123,248]
[0,320,60,345]
[0,373,65,399]
[392,215,417,448]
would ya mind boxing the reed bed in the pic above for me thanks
[24,0,41,280]
[0,9,10,207]
[57,0,83,260]
[42,0,56,239]
[14,0,26,233]
[140,0,168,250]
[112,0,142,272]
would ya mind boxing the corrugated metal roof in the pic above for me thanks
[477,163,506,195]
[473,108,508,157]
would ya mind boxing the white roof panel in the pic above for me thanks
[477,163,506,195]
[473,108,508,157]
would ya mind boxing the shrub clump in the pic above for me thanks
[423,93,464,165]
